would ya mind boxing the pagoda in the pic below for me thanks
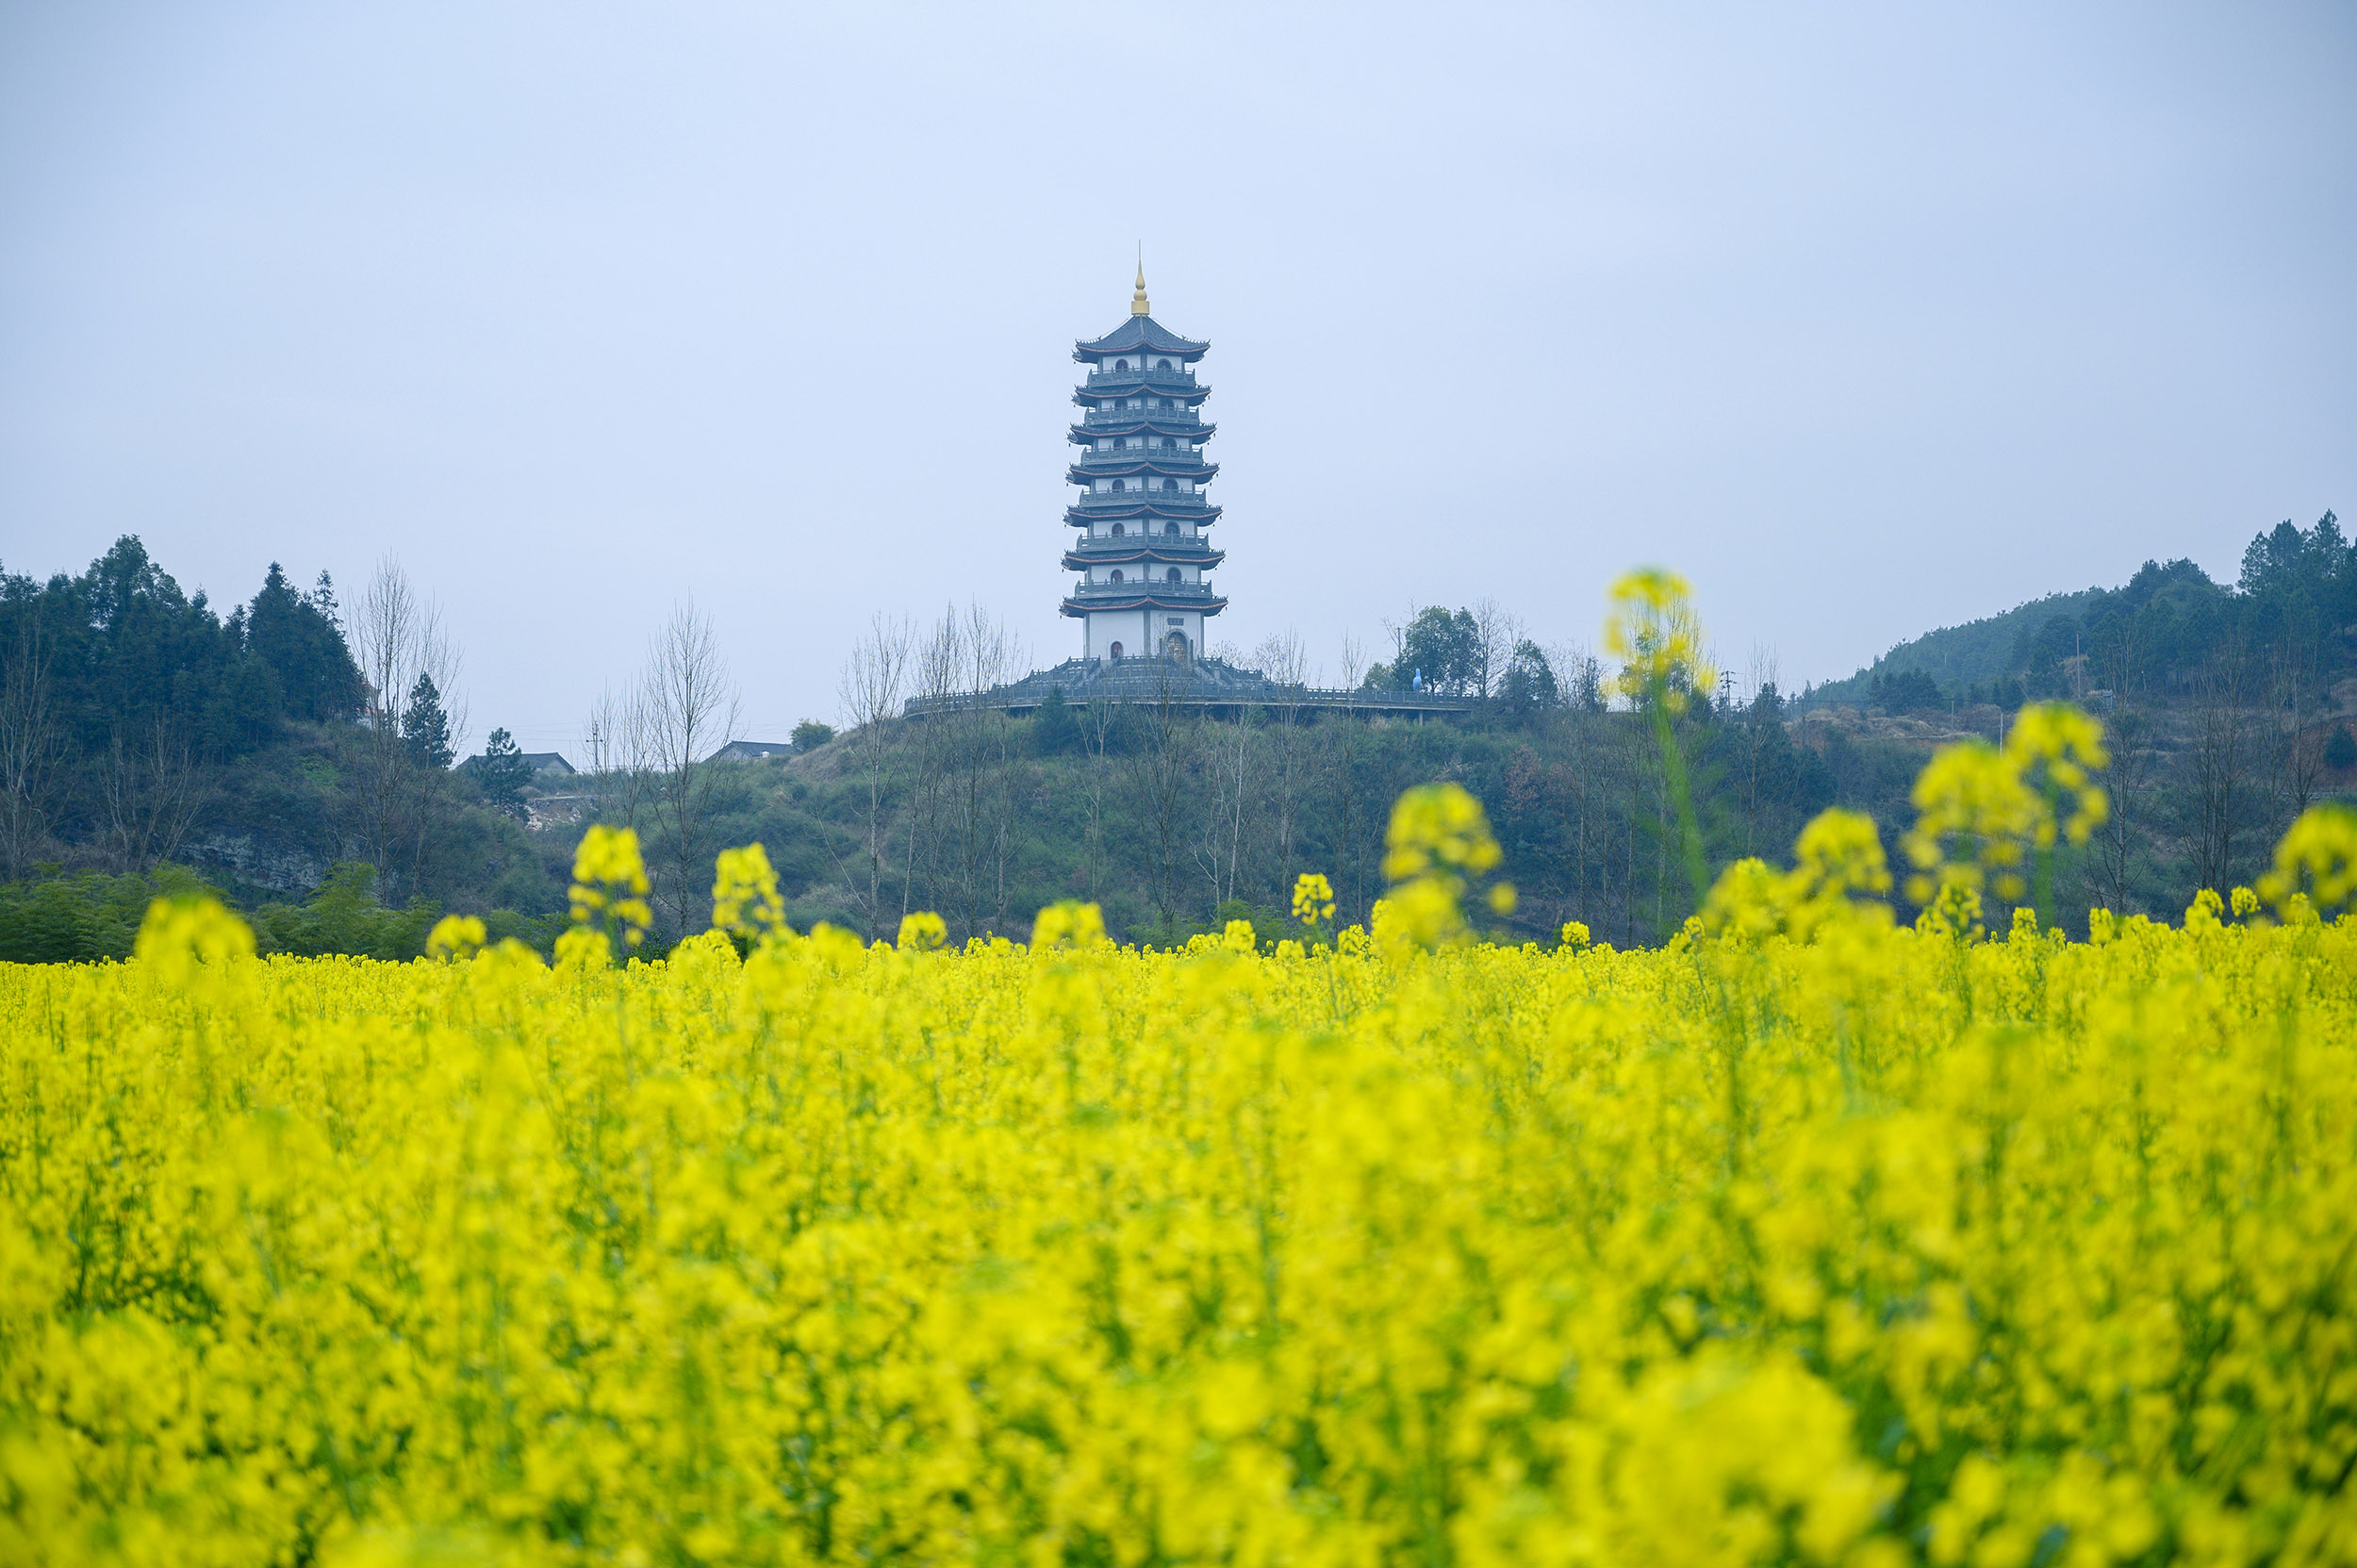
[1060,265,1227,662]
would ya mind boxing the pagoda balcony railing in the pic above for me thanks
[1076,442,1206,457]
[1071,578,1218,597]
[1082,406,1202,424]
[1067,536,1217,552]
[1082,368,1197,389]
[1077,487,1209,503]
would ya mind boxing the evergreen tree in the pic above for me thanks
[1032,687,1080,754]
[1496,640,1559,727]
[248,563,365,723]
[402,674,453,770]
[474,727,532,818]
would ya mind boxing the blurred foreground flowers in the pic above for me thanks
[4,777,2357,1565]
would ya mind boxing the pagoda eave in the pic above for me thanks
[1072,318,1210,358]
[1073,389,1209,411]
[1072,377,1210,402]
[1066,502,1221,526]
[1061,593,1229,619]
[1061,548,1227,570]
[1070,429,1216,445]
[1067,462,1219,486]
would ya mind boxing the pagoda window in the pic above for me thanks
[1164,521,1180,536]
[1160,479,1178,491]
[1110,569,1124,584]
[1157,358,1174,371]
[1110,642,1123,660]
[1165,568,1182,584]
[1111,522,1125,536]
[1114,359,1129,371]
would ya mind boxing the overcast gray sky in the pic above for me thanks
[4,1,2352,752]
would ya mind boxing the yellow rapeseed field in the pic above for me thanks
[5,715,2357,1566]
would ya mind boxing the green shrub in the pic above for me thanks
[0,867,218,964]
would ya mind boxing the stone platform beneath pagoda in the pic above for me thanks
[903,656,1471,721]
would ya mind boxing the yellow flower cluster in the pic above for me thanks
[565,823,654,955]
[1603,566,1715,713]
[6,801,2357,1564]
[894,909,948,952]
[1291,871,1335,928]
[1902,703,2108,916]
[2257,801,2357,914]
[1373,783,1516,954]
[1704,807,1896,942]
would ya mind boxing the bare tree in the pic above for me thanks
[1332,633,1368,922]
[101,713,205,872]
[948,602,1019,935]
[2089,706,2154,915]
[1253,630,1310,890]
[1077,674,1121,901]
[2268,633,2329,832]
[1195,697,1254,910]
[1745,644,1782,710]
[1471,598,1519,702]
[2080,617,2154,915]
[352,559,465,898]
[838,614,913,925]
[2190,638,2253,898]
[1124,659,1195,939]
[581,683,651,833]
[0,617,62,880]
[637,598,741,936]
[901,608,963,920]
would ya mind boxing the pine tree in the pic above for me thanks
[248,563,365,723]
[402,674,453,770]
[474,726,532,818]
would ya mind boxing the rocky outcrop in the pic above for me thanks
[188,832,330,897]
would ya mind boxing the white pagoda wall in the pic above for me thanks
[1085,608,1204,663]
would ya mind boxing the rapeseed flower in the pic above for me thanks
[4,767,2354,1567]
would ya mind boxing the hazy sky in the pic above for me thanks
[4,2,2352,752]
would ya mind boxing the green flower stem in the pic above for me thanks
[1649,698,1711,909]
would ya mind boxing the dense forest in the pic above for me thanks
[2,517,2349,958]
[0,537,561,959]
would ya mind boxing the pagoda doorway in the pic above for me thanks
[1163,631,1191,663]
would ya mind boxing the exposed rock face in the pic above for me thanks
[189,833,329,897]
[525,796,586,834]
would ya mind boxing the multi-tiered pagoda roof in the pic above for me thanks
[1062,269,1228,631]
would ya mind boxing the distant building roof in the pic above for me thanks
[714,739,797,762]
[460,750,574,777]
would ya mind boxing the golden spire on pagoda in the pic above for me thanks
[1131,256,1150,317]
